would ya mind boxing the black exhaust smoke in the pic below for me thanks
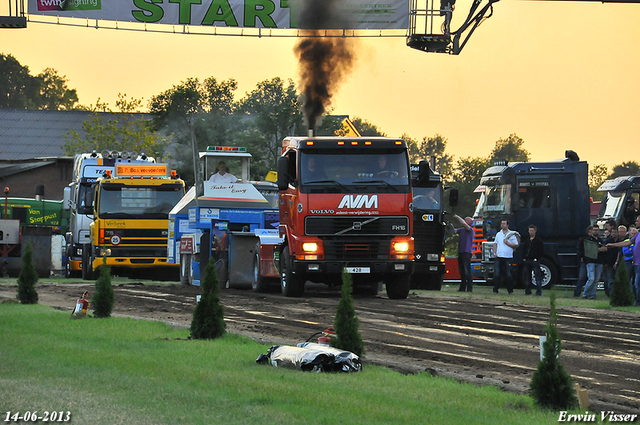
[294,0,356,133]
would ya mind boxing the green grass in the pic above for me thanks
[0,304,565,425]
[421,284,639,314]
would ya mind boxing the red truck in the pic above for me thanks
[276,136,425,299]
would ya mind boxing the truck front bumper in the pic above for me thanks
[292,259,414,283]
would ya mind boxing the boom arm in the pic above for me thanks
[408,0,639,55]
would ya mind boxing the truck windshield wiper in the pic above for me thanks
[354,180,399,192]
[304,180,351,192]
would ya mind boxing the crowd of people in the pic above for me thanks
[450,215,639,304]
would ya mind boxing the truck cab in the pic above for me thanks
[276,136,416,299]
[410,162,446,290]
[476,151,589,288]
[596,176,640,229]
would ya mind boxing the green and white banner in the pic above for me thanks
[27,0,409,30]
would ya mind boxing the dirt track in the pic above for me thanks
[2,281,639,415]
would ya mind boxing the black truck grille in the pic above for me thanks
[305,216,409,236]
[322,237,391,261]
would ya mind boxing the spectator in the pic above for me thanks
[583,225,608,300]
[521,224,544,296]
[609,220,640,306]
[492,219,520,294]
[573,225,592,297]
[452,214,474,292]
[603,227,620,297]
[209,161,237,183]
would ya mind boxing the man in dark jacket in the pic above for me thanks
[583,225,608,299]
[521,224,545,295]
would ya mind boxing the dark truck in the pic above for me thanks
[595,175,640,229]
[410,163,446,290]
[475,151,590,288]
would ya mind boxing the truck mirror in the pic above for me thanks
[277,157,289,191]
[449,189,459,207]
[63,187,71,210]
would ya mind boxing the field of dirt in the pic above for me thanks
[2,280,639,415]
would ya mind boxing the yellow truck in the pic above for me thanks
[83,159,185,280]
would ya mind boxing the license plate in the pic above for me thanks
[429,266,439,271]
[345,267,370,274]
[473,264,481,270]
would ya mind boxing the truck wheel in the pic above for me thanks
[538,258,558,289]
[81,245,97,280]
[281,246,304,297]
[252,246,270,293]
[180,254,191,286]
[386,274,411,299]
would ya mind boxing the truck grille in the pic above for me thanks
[322,237,390,261]
[305,216,409,236]
[104,228,168,247]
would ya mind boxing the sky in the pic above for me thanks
[3,0,640,172]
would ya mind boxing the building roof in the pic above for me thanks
[0,109,151,161]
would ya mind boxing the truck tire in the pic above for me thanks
[536,258,558,289]
[281,246,304,297]
[252,246,271,293]
[81,244,98,280]
[386,274,411,299]
[180,254,191,286]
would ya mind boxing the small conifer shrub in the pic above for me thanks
[333,269,364,357]
[17,243,38,304]
[529,291,578,410]
[91,258,114,318]
[609,262,634,307]
[190,260,226,339]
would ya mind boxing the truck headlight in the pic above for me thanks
[302,242,318,253]
[392,241,410,253]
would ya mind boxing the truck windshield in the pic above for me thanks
[300,151,410,193]
[475,184,512,217]
[413,187,441,210]
[98,184,184,219]
[598,191,625,219]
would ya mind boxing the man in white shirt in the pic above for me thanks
[209,161,237,183]
[492,219,520,294]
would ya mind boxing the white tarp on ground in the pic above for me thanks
[27,0,409,30]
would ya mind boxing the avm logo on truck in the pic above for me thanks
[337,194,378,209]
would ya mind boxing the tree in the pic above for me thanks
[609,161,640,179]
[609,261,634,307]
[63,94,168,160]
[237,77,303,177]
[490,134,530,163]
[333,270,364,357]
[0,54,79,110]
[588,164,609,201]
[91,258,114,318]
[0,53,41,109]
[449,155,491,217]
[17,243,38,304]
[190,260,226,339]
[37,67,78,110]
[529,292,578,410]
[410,134,454,177]
[149,77,240,184]
[351,116,386,137]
